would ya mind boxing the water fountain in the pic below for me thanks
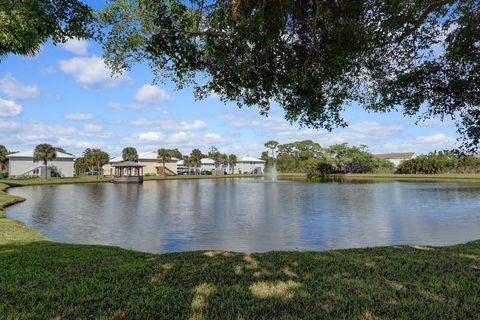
[266,162,278,181]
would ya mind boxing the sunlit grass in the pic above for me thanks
[0,242,479,318]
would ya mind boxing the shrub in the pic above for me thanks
[306,159,339,179]
[396,151,480,174]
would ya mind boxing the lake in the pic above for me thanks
[6,178,480,253]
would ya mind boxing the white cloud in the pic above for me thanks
[128,118,206,130]
[133,131,166,142]
[416,133,456,144]
[0,98,22,117]
[64,113,94,121]
[418,118,455,126]
[135,84,171,104]
[60,38,89,55]
[126,130,226,149]
[204,133,223,141]
[0,120,21,131]
[380,133,457,154]
[169,131,190,143]
[0,73,39,100]
[57,137,98,150]
[107,101,168,113]
[38,65,56,75]
[83,124,103,132]
[58,55,130,87]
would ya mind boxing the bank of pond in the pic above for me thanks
[1,176,480,318]
[3,176,480,253]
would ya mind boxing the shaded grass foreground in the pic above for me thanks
[1,241,479,319]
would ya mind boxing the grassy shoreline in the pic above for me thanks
[344,172,480,181]
[1,174,479,318]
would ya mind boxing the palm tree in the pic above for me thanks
[208,146,221,170]
[190,149,203,175]
[228,154,237,174]
[122,147,138,162]
[84,149,109,180]
[74,157,88,176]
[0,145,8,174]
[264,140,279,158]
[157,148,173,176]
[33,144,57,180]
[219,153,228,172]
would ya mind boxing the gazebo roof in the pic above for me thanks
[112,161,145,167]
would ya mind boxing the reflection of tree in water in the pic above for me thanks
[30,185,58,227]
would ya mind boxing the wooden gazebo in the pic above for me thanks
[112,161,145,184]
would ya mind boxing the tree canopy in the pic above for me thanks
[0,0,93,59]
[2,1,478,152]
[122,147,139,162]
[33,143,57,179]
[99,0,480,152]
[0,144,8,173]
[83,148,110,179]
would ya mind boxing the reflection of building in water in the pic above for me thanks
[372,152,416,167]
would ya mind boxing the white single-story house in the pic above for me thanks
[178,156,265,174]
[373,152,416,167]
[103,151,179,176]
[177,158,216,175]
[233,156,265,174]
[6,150,75,178]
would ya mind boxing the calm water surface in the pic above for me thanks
[6,178,480,253]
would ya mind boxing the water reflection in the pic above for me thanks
[6,178,480,253]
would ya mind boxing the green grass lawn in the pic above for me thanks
[1,241,479,319]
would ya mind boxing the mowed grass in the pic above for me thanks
[0,241,479,319]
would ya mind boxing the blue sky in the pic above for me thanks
[0,32,458,158]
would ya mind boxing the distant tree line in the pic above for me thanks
[262,140,480,177]
[261,140,394,177]
[396,151,480,174]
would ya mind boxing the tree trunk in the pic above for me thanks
[163,160,166,177]
[44,160,48,180]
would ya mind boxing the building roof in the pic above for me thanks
[6,150,75,159]
[109,151,179,163]
[373,152,416,160]
[110,156,124,163]
[112,161,145,167]
[201,158,215,164]
[237,155,265,163]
